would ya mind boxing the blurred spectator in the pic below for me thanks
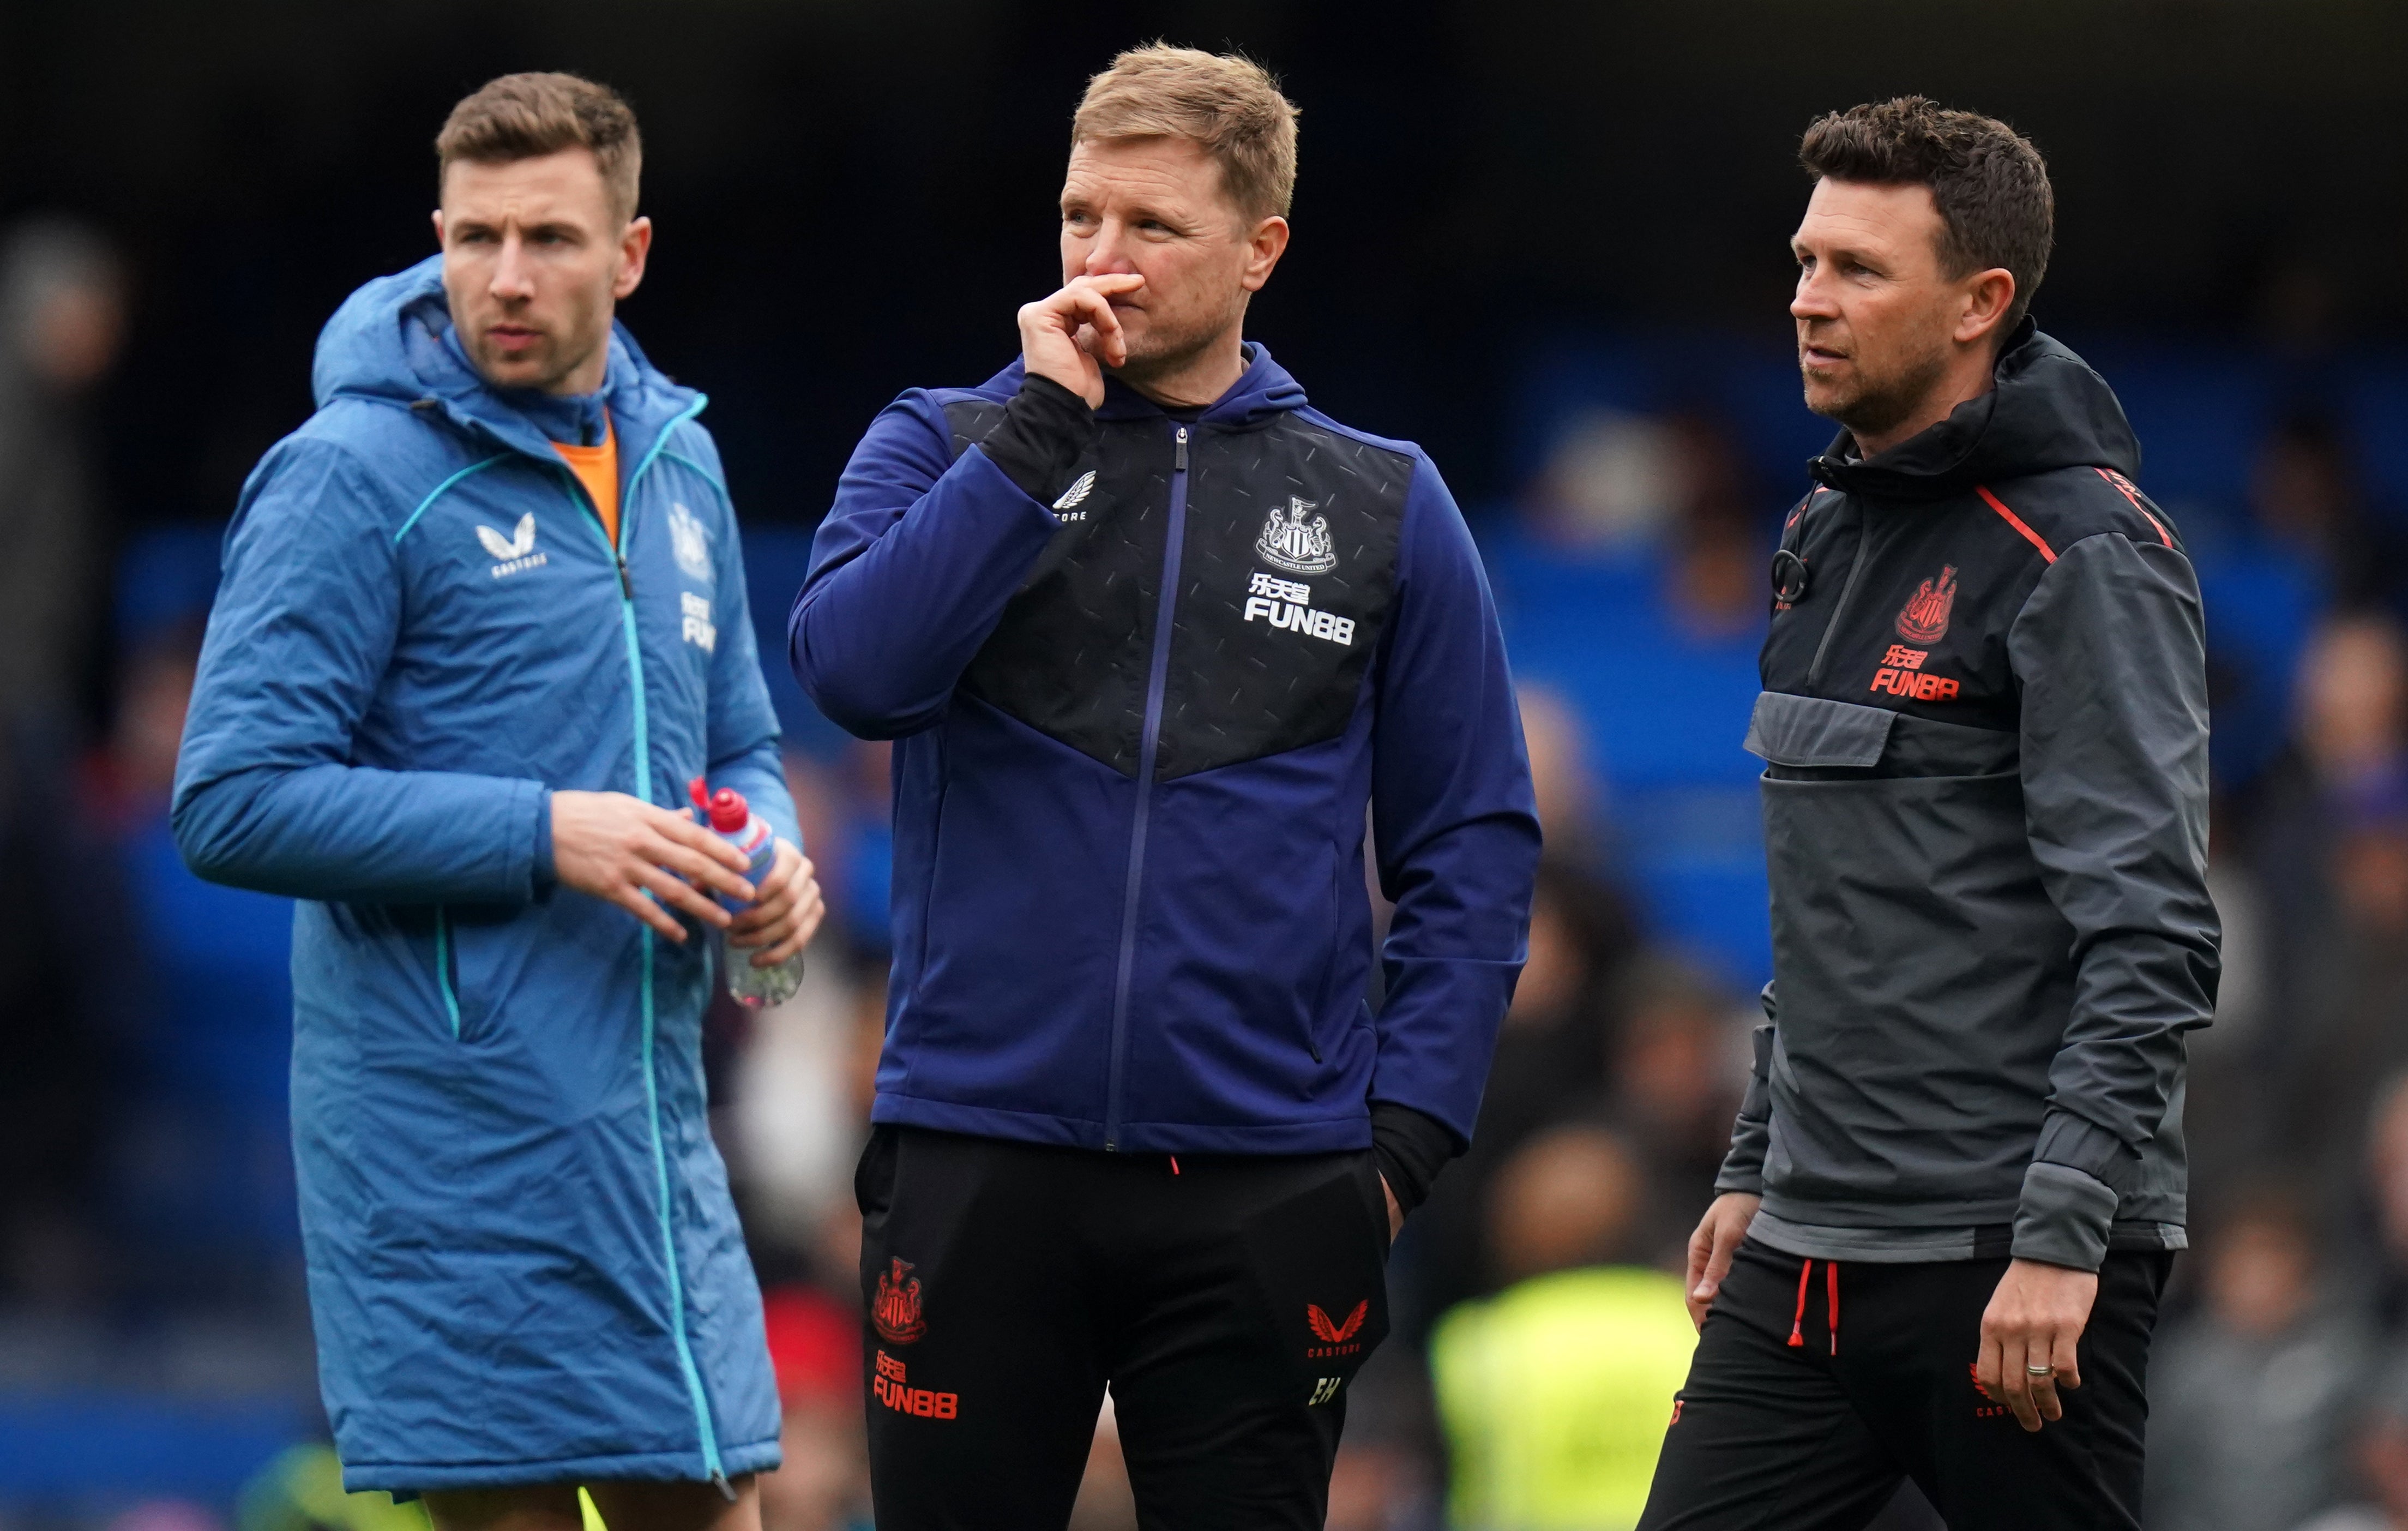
[2205,410,2398,788]
[1411,860,1634,1326]
[2242,616,2408,1193]
[1605,958,1748,1268]
[758,1286,871,1531]
[1489,410,1773,988]
[1325,1344,1445,1531]
[1517,685,1604,862]
[2252,411,2399,613]
[2147,1188,2371,1531]
[0,215,125,733]
[2359,1078,2408,1329]
[1428,1125,1695,1531]
[0,215,129,1311]
[235,1444,427,1531]
[2295,1360,2408,1531]
[731,952,876,1253]
[89,621,299,1305]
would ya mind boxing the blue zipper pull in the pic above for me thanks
[1175,425,1188,470]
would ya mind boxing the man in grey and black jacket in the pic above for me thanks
[1640,99,2218,1531]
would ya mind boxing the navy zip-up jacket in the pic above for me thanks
[792,349,1539,1156]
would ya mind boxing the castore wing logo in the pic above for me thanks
[1895,565,1958,645]
[1256,497,1338,574]
[873,1257,927,1345]
[1306,1299,1368,1355]
[1052,470,1097,512]
[476,513,546,579]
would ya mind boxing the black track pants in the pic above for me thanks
[854,1125,1393,1531]
[1639,1238,2172,1531]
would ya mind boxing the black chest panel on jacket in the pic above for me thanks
[942,400,1411,781]
[1760,487,2044,741]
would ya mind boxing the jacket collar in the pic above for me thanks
[1806,320,2142,502]
[311,254,703,473]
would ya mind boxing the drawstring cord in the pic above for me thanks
[1169,1156,1181,1176]
[1827,1261,1839,1356]
[1786,1258,1840,1355]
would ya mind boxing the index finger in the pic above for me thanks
[650,806,751,872]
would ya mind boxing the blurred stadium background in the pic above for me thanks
[5,2,2408,1528]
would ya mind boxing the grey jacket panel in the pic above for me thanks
[2007,531,2218,1265]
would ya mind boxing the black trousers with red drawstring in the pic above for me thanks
[1638,1237,2173,1531]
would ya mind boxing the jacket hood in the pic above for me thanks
[309,254,700,462]
[1808,321,2141,501]
[979,341,1309,428]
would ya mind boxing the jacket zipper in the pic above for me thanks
[1105,423,1190,1152]
[558,397,731,1492]
[1807,497,1871,688]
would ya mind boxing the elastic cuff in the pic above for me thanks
[2012,1160,2117,1271]
[978,374,1096,507]
[2033,1109,2136,1192]
[532,790,557,893]
[1369,1101,1460,1213]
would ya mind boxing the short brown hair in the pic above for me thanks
[435,73,642,223]
[1072,44,1299,223]
[1799,97,2052,333]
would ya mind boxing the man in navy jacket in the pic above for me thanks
[791,44,1540,1531]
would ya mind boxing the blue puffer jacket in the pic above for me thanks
[172,256,791,1492]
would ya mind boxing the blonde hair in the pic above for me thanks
[436,73,642,223]
[1072,44,1299,222]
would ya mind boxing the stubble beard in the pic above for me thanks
[1807,335,1953,449]
[467,313,606,396]
[1110,287,1249,398]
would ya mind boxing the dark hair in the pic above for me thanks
[436,73,642,222]
[1799,96,2052,334]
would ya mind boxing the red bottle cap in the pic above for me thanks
[708,786,750,833]
[688,776,711,813]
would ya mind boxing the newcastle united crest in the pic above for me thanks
[872,1257,927,1345]
[1256,497,1338,575]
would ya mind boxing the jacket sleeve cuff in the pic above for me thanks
[532,789,557,893]
[1369,1101,1461,1213]
[978,374,1095,507]
[2012,1160,2117,1270]
[2032,1108,2136,1191]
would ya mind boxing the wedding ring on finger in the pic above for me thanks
[2026,1364,2055,1376]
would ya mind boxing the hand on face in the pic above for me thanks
[1019,274,1144,408]
[435,147,651,396]
[1049,136,1287,409]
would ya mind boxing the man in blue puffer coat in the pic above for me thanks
[172,74,821,1527]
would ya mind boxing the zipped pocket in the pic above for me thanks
[435,905,463,1039]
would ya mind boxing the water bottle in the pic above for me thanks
[689,777,805,1008]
